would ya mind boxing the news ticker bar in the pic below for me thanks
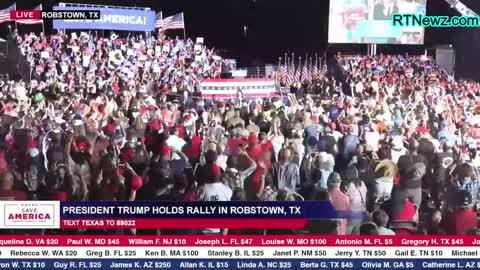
[0,259,474,270]
[10,10,100,20]
[0,236,473,247]
[0,246,474,259]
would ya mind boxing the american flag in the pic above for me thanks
[162,13,185,30]
[0,4,14,24]
[312,64,319,79]
[302,63,312,83]
[17,5,43,25]
[154,12,163,29]
[286,65,294,86]
[277,65,287,83]
[294,63,301,83]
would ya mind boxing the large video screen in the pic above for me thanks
[328,0,427,44]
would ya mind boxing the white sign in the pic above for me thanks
[1,201,60,229]
[232,70,248,78]
[83,55,91,67]
[196,37,204,44]
[194,44,202,54]
[40,51,50,59]
[61,64,68,74]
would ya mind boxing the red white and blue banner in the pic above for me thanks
[200,78,278,99]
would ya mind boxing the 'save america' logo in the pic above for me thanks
[4,203,55,227]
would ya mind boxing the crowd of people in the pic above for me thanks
[0,29,479,236]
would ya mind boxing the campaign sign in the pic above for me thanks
[52,6,155,31]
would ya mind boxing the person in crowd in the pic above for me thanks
[383,187,418,235]
[446,163,480,209]
[372,210,395,235]
[221,147,257,190]
[272,148,300,192]
[344,165,367,234]
[327,173,351,235]
[442,190,478,235]
[318,152,335,190]
[359,222,379,235]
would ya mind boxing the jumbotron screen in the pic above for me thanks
[328,0,427,44]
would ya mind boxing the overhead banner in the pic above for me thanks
[200,78,278,99]
[52,6,156,31]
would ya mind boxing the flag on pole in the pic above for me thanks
[279,65,287,82]
[162,13,185,30]
[313,56,320,78]
[17,5,43,24]
[294,60,301,83]
[0,4,15,24]
[275,65,287,85]
[154,12,163,29]
[302,63,312,83]
[286,65,294,86]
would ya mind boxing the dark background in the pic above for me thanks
[3,0,480,79]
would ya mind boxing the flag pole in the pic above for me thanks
[291,53,295,70]
[298,56,302,84]
[279,57,284,100]
[182,12,186,40]
[158,11,163,37]
[277,57,281,84]
[310,57,313,71]
[14,3,17,31]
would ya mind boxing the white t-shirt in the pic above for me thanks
[378,227,396,235]
[371,81,379,93]
[203,182,232,202]
[364,131,380,152]
[355,82,364,94]
[216,155,228,171]
[375,178,393,203]
[166,135,186,160]
[202,182,232,234]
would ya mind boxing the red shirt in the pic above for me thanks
[250,169,264,196]
[0,190,28,201]
[329,188,351,235]
[247,145,263,162]
[227,138,244,156]
[393,228,417,235]
[39,191,67,201]
[442,209,477,234]
[416,126,429,136]
[184,135,202,159]
[177,125,186,138]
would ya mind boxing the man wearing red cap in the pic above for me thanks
[442,190,477,234]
